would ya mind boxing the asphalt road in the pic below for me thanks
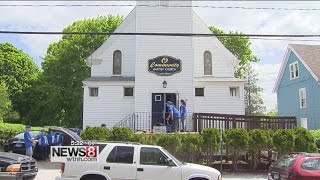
[36,169,268,180]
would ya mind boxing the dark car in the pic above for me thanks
[3,131,41,158]
[4,127,81,160]
[0,152,38,180]
[268,153,320,180]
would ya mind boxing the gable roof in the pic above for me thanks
[273,44,320,93]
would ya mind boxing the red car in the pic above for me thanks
[268,153,320,180]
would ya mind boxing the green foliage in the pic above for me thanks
[201,128,221,165]
[180,134,203,163]
[248,129,269,169]
[273,129,295,155]
[0,123,45,146]
[0,82,19,122]
[109,127,135,142]
[209,27,259,78]
[29,15,123,127]
[136,134,159,145]
[310,130,320,149]
[224,128,249,170]
[243,63,266,115]
[157,134,181,155]
[294,128,317,153]
[224,128,249,152]
[80,126,110,141]
[0,43,39,123]
[265,108,278,117]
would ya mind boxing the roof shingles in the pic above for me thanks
[290,44,320,80]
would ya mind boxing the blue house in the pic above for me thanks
[274,44,320,130]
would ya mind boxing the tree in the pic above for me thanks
[0,43,39,123]
[266,107,278,117]
[209,27,259,78]
[0,82,19,122]
[201,128,221,165]
[224,128,249,170]
[243,63,266,115]
[294,128,317,153]
[273,129,295,156]
[36,15,123,127]
[248,129,269,170]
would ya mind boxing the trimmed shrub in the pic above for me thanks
[180,134,203,163]
[248,129,269,170]
[80,126,110,141]
[136,134,158,145]
[0,123,44,145]
[224,128,249,170]
[310,130,320,150]
[109,127,136,141]
[157,134,181,156]
[201,128,221,165]
[294,128,317,153]
[273,129,295,156]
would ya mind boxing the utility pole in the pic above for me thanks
[220,123,223,173]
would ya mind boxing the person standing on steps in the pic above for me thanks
[166,101,181,133]
[180,99,188,132]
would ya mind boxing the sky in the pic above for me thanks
[1,1,320,111]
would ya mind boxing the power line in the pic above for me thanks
[1,4,320,11]
[1,30,320,37]
[2,31,320,41]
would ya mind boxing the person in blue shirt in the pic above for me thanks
[55,133,63,146]
[76,128,81,136]
[37,129,48,161]
[166,101,181,133]
[180,99,188,132]
[24,125,34,157]
[47,130,55,159]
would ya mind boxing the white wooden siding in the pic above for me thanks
[135,6,194,113]
[192,11,237,78]
[194,81,245,115]
[83,82,135,128]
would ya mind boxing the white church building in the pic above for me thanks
[82,1,245,130]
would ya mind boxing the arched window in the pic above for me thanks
[113,50,122,75]
[204,51,213,75]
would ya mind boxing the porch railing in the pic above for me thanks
[193,113,297,132]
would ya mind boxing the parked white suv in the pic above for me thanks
[55,142,222,180]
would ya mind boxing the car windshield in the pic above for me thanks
[15,131,40,139]
[301,158,320,171]
[273,155,297,169]
[161,147,186,165]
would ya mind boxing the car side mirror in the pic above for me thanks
[165,158,175,167]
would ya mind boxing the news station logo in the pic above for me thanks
[50,146,99,163]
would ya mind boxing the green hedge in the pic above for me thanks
[0,123,45,146]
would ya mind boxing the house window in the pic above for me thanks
[89,87,98,97]
[204,51,213,75]
[124,87,134,97]
[230,87,240,98]
[299,88,307,108]
[113,50,122,75]
[300,118,308,129]
[195,88,204,97]
[289,62,299,79]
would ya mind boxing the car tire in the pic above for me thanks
[80,174,107,180]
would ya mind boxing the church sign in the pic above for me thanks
[148,56,182,76]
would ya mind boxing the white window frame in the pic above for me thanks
[89,87,99,97]
[300,118,308,129]
[299,88,307,108]
[229,87,240,98]
[289,61,299,80]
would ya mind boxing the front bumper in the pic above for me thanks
[0,170,38,180]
